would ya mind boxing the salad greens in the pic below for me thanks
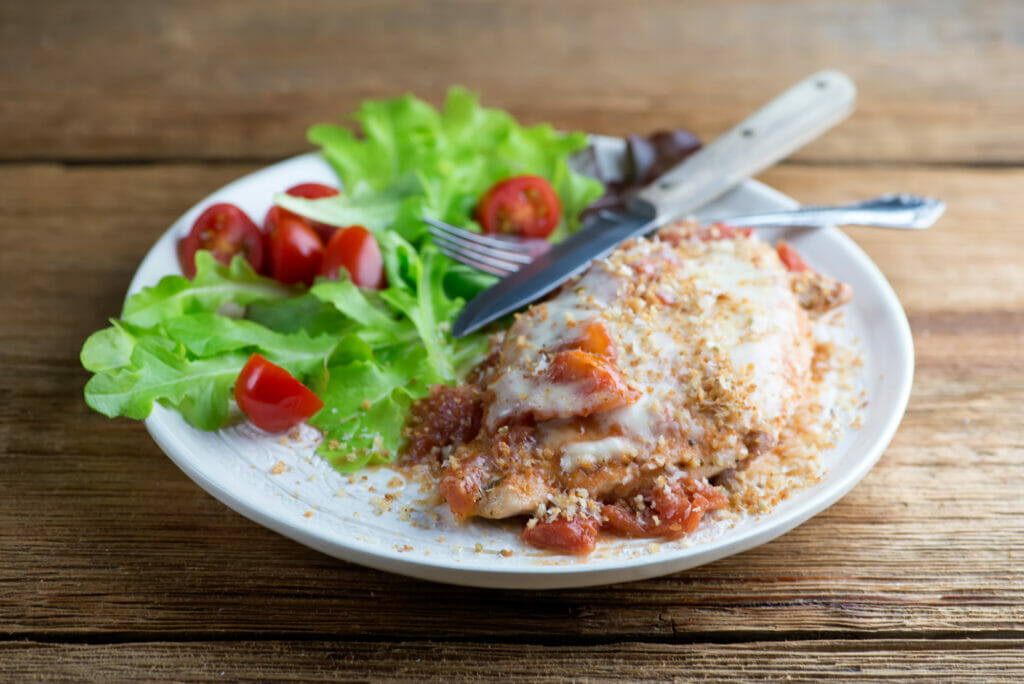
[278,87,601,245]
[81,88,604,472]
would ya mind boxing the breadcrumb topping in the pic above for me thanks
[397,220,863,554]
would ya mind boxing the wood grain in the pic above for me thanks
[2,163,1022,644]
[4,353,1021,640]
[4,0,1024,679]
[2,0,1023,163]
[3,640,1024,682]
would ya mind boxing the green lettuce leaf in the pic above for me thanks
[122,252,289,328]
[81,319,147,373]
[162,313,337,361]
[310,347,442,471]
[378,240,463,380]
[83,310,338,429]
[281,87,604,250]
[84,336,249,430]
[81,88,605,475]
[244,293,354,338]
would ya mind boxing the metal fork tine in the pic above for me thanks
[424,216,536,276]
[428,230,533,265]
[433,237,523,273]
[424,217,532,255]
[434,243,516,277]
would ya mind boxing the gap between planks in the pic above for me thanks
[4,630,1024,648]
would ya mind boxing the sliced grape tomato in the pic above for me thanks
[320,225,386,290]
[475,175,562,239]
[266,211,325,287]
[178,203,264,278]
[234,353,324,433]
[286,182,340,199]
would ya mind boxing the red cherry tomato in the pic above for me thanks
[234,353,324,433]
[286,183,339,199]
[286,183,341,243]
[262,205,297,235]
[265,211,325,286]
[320,226,386,289]
[178,203,264,278]
[475,175,562,238]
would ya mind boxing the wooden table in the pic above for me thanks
[4,1,1023,680]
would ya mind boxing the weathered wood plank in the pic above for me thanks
[2,640,1023,682]
[2,0,1023,163]
[0,163,255,369]
[3,1,1021,679]
[2,350,1021,638]
[1,162,1022,639]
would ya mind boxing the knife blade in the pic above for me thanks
[452,69,857,338]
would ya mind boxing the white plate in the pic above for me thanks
[132,148,913,589]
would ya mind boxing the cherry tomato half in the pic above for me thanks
[265,209,325,286]
[320,225,386,289]
[234,353,324,433]
[262,205,298,235]
[286,182,341,243]
[475,175,562,239]
[178,203,264,278]
[286,182,339,199]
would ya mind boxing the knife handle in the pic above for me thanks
[632,70,857,219]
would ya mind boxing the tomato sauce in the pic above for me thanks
[403,385,483,463]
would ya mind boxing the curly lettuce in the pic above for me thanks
[81,89,602,472]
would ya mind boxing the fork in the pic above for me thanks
[426,193,945,277]
[425,217,551,276]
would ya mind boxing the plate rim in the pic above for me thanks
[134,151,914,589]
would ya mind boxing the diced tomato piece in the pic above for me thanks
[489,424,536,461]
[546,350,639,416]
[575,319,615,358]
[651,479,728,539]
[547,350,603,384]
[522,517,600,555]
[776,240,811,273]
[600,503,648,537]
[649,489,696,538]
[234,353,324,433]
[404,385,483,463]
[599,478,728,541]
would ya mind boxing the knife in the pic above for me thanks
[452,69,857,338]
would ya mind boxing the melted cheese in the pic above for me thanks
[485,232,812,476]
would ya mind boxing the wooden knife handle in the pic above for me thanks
[632,70,857,220]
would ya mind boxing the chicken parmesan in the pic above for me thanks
[404,221,852,555]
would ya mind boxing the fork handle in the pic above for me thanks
[631,70,857,221]
[714,194,946,230]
